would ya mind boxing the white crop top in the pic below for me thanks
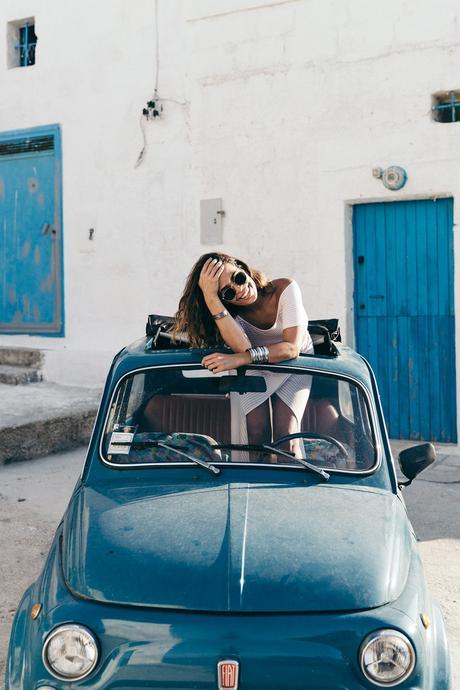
[235,280,313,354]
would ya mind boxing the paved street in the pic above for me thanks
[0,445,459,687]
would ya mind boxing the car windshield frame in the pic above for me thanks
[99,363,383,475]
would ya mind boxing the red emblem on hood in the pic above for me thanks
[217,660,239,690]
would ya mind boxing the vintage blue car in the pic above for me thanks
[6,320,452,690]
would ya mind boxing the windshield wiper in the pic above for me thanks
[121,439,221,475]
[214,443,329,481]
[156,441,220,475]
[263,444,330,481]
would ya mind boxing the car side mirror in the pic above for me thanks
[398,442,436,487]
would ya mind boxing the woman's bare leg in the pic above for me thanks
[246,400,271,460]
[272,394,302,458]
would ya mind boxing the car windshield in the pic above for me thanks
[102,366,377,472]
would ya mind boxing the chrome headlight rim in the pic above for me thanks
[42,624,99,681]
[359,628,416,687]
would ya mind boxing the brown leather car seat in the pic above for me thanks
[140,393,342,447]
[140,394,231,444]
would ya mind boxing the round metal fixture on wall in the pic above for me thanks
[372,165,407,190]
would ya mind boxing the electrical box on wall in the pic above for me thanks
[200,198,224,244]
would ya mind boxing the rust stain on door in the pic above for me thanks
[8,287,17,305]
[22,240,31,258]
[22,294,31,318]
[27,177,39,193]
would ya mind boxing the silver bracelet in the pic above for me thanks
[212,309,229,321]
[246,346,269,364]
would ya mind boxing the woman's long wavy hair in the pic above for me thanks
[173,252,274,347]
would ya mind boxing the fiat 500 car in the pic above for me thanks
[6,320,452,690]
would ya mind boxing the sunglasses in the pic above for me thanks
[219,270,248,302]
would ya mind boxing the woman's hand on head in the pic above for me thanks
[198,258,225,301]
[202,351,249,373]
[197,258,253,352]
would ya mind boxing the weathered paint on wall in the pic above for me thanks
[0,0,459,442]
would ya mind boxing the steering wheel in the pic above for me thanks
[272,432,349,458]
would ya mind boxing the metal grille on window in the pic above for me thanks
[0,136,54,156]
[0,136,54,157]
[16,22,37,66]
[432,91,460,123]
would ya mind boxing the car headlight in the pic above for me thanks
[360,629,416,686]
[43,624,99,680]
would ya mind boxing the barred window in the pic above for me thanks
[432,90,460,123]
[7,18,37,69]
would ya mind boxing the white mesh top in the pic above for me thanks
[235,280,313,354]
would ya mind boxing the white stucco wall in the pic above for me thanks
[1,0,460,438]
[1,0,191,383]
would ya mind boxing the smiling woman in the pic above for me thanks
[173,253,314,456]
[173,253,275,349]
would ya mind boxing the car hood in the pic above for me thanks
[62,480,413,612]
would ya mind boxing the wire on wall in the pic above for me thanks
[134,0,188,168]
[135,0,161,168]
[153,0,159,94]
[135,115,148,169]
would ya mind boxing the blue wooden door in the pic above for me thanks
[0,125,63,335]
[354,198,456,442]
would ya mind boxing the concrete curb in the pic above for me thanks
[0,346,44,369]
[0,364,43,385]
[0,382,101,465]
[0,409,98,464]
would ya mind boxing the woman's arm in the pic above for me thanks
[263,326,304,361]
[267,280,309,361]
[201,326,303,373]
[199,258,252,352]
